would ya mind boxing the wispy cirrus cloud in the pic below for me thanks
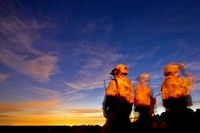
[64,80,103,90]
[0,3,58,82]
[0,73,9,82]
[62,41,126,90]
[0,49,58,82]
[0,100,59,114]
[0,86,72,116]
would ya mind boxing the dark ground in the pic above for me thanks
[1,108,200,133]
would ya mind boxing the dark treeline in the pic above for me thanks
[1,108,200,132]
[136,108,200,129]
[0,125,102,133]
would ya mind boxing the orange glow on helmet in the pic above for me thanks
[115,64,128,75]
[136,73,150,81]
[164,64,179,74]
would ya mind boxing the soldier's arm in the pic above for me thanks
[178,63,196,84]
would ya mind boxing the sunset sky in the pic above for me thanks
[0,0,200,126]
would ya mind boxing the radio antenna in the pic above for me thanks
[103,79,106,90]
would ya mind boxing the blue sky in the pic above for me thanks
[0,0,200,126]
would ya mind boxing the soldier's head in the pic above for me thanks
[136,73,150,82]
[163,64,179,76]
[110,64,128,76]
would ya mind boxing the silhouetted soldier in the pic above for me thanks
[134,73,153,128]
[102,64,134,133]
[161,63,196,128]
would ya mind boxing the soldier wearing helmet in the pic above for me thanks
[161,63,196,128]
[102,64,134,132]
[134,73,153,128]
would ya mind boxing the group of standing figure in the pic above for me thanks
[102,63,196,132]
